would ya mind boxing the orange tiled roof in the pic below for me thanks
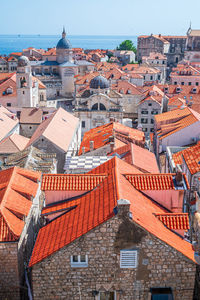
[0,133,29,153]
[79,122,145,155]
[157,109,199,140]
[26,107,79,152]
[111,80,142,95]
[155,213,190,230]
[41,174,106,191]
[109,143,159,173]
[29,156,195,267]
[125,174,176,190]
[172,149,185,166]
[182,141,200,175]
[0,167,41,241]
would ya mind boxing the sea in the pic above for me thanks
[0,35,138,56]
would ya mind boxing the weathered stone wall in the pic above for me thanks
[0,242,20,300]
[32,136,65,173]
[31,214,196,300]
[20,124,39,138]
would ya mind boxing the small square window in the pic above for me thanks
[70,255,88,267]
[82,121,85,128]
[120,250,138,268]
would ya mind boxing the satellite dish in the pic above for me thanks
[194,252,200,264]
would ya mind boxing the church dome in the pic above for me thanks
[18,56,30,67]
[90,75,109,89]
[56,28,71,49]
[56,38,71,49]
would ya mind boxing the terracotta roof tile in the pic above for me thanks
[0,133,29,153]
[79,122,145,155]
[29,157,195,267]
[125,174,175,190]
[41,174,106,191]
[26,108,79,152]
[0,167,41,241]
[155,213,190,230]
[181,141,200,175]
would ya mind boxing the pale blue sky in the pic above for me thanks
[0,0,199,35]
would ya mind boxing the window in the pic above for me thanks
[23,91,25,94]
[120,250,138,268]
[148,103,152,106]
[150,76,153,80]
[150,287,174,300]
[151,119,154,124]
[141,118,148,124]
[150,128,154,132]
[7,103,11,107]
[151,111,158,115]
[174,82,177,85]
[143,128,148,132]
[141,110,148,114]
[29,126,32,130]
[99,291,116,300]
[189,82,192,86]
[82,121,85,128]
[196,82,199,86]
[158,75,161,80]
[70,255,88,267]
[181,82,184,85]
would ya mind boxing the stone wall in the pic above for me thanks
[31,213,196,300]
[32,136,65,173]
[0,242,20,300]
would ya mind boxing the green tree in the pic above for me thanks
[116,40,136,53]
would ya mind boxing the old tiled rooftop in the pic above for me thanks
[0,167,41,242]
[41,174,106,191]
[29,157,195,267]
[155,213,190,230]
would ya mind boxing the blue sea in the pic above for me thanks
[0,35,138,56]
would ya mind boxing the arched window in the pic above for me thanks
[91,103,106,111]
[99,103,106,110]
[91,103,98,111]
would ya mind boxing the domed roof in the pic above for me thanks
[90,75,109,89]
[56,38,71,49]
[18,56,30,67]
[56,28,71,49]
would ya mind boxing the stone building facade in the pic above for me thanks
[74,75,123,136]
[137,34,186,67]
[30,203,196,300]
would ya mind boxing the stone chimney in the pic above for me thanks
[117,199,131,217]
[110,142,115,153]
[175,165,183,186]
[90,140,94,152]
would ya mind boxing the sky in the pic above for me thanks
[0,0,199,36]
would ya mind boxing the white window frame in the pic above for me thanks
[98,291,116,300]
[120,249,138,268]
[70,255,88,268]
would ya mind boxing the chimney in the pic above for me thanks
[117,199,131,217]
[175,165,183,186]
[89,140,94,151]
[110,141,115,153]
[82,147,85,154]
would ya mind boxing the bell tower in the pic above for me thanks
[16,56,33,107]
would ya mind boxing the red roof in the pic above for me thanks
[182,141,200,175]
[41,174,106,191]
[155,213,190,230]
[29,157,195,267]
[79,122,145,155]
[109,143,159,173]
[125,174,176,190]
[0,167,41,242]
